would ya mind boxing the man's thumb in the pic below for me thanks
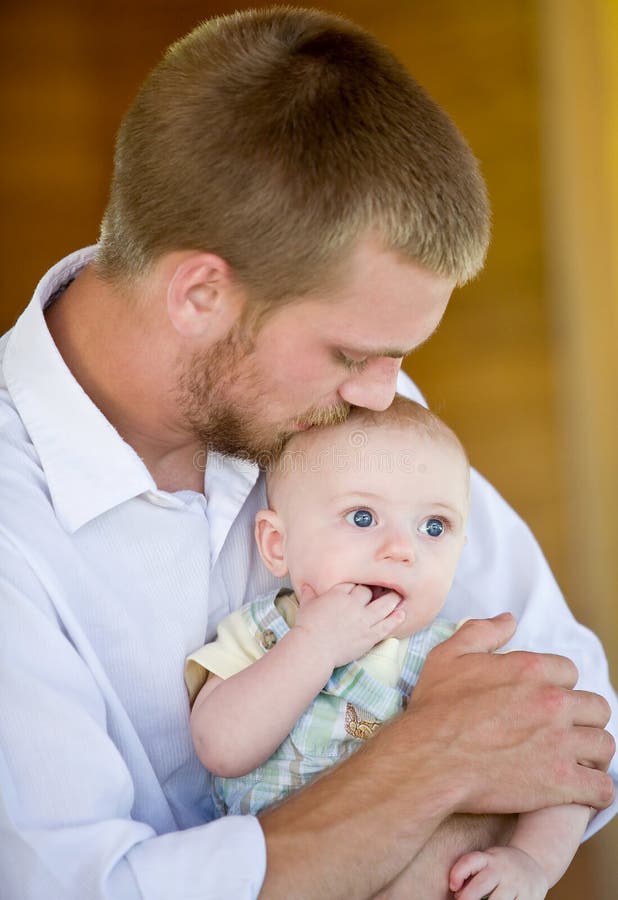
[454,612,517,654]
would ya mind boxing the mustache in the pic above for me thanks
[291,401,351,429]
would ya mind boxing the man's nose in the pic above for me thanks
[337,357,402,411]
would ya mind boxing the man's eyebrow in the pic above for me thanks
[341,329,440,359]
[340,345,414,359]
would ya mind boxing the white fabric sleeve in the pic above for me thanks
[0,540,266,900]
[396,371,618,839]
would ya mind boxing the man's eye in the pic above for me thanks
[346,357,369,373]
[337,351,369,373]
[419,517,445,537]
[345,509,375,528]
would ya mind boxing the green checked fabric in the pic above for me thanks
[211,589,457,817]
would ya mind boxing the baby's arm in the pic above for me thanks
[190,583,404,778]
[449,803,591,899]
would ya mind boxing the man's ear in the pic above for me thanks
[166,252,243,340]
[255,509,288,578]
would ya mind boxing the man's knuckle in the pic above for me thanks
[519,652,546,679]
[552,754,573,783]
[540,684,567,715]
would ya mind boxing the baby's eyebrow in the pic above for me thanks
[426,503,466,525]
[331,490,383,504]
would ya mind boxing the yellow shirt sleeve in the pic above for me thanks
[184,609,262,705]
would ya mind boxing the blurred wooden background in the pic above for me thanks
[1,1,616,896]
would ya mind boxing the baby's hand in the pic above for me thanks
[293,583,405,669]
[449,846,549,900]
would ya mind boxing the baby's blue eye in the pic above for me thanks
[346,509,375,528]
[420,517,445,537]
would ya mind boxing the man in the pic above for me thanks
[0,7,615,899]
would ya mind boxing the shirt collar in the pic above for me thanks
[2,247,157,533]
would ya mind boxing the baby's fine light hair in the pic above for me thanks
[345,395,469,465]
[266,395,470,504]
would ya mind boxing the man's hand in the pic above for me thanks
[407,613,616,814]
[260,613,615,899]
[293,582,405,669]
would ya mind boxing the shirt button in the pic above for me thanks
[261,629,277,650]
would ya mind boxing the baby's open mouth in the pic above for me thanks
[365,585,404,603]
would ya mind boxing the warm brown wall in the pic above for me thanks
[1,1,615,896]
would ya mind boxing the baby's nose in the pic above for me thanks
[379,529,414,564]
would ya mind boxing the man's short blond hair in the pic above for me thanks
[97,6,490,301]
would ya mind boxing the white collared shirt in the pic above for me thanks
[1,248,616,900]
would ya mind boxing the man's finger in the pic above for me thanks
[571,763,616,809]
[499,649,579,689]
[573,724,616,770]
[441,613,517,655]
[571,690,613,729]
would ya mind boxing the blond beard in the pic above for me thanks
[176,329,349,464]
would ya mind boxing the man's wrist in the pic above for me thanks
[396,704,484,816]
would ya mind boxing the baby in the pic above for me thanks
[186,395,590,899]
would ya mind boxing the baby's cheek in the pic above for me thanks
[424,575,452,608]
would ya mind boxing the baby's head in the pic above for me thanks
[256,396,470,639]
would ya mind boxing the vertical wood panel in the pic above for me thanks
[540,1,618,894]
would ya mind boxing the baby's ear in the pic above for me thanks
[254,509,288,577]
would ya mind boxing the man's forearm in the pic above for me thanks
[259,714,464,900]
[261,722,515,900]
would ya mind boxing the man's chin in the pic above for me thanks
[191,403,350,465]
[204,430,292,467]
